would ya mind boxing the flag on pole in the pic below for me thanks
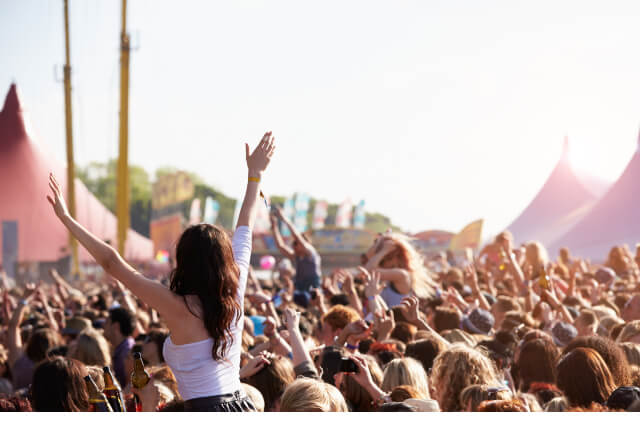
[254,194,272,234]
[449,219,484,251]
[188,198,201,225]
[335,198,353,228]
[203,197,220,225]
[352,200,366,229]
[294,193,311,232]
[312,200,329,229]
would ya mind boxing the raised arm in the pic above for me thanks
[269,213,295,259]
[46,174,183,323]
[236,132,276,230]
[274,206,315,256]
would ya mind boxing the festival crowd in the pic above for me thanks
[2,132,640,412]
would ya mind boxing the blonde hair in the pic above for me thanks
[460,384,512,411]
[431,344,500,412]
[377,233,437,299]
[280,378,348,412]
[619,342,640,367]
[242,383,265,412]
[524,241,549,278]
[68,328,111,367]
[381,357,430,399]
[617,321,640,344]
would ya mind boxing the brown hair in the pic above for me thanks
[434,306,462,333]
[340,354,382,412]
[26,328,62,363]
[390,385,421,402]
[563,336,632,387]
[244,356,295,411]
[494,296,521,314]
[514,339,560,392]
[617,321,640,343]
[31,357,89,412]
[556,347,617,408]
[169,224,241,361]
[405,335,447,373]
[321,305,360,332]
[390,322,417,344]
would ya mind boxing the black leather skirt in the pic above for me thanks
[184,390,256,412]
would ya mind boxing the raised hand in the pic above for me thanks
[399,296,421,324]
[284,307,300,332]
[245,132,276,176]
[364,270,384,298]
[46,173,70,219]
[239,351,271,379]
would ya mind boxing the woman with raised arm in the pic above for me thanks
[47,132,276,412]
[364,233,437,308]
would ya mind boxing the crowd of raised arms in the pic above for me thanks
[2,131,640,412]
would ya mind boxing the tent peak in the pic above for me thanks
[2,84,24,116]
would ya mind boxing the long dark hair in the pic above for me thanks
[31,356,88,412]
[169,224,241,361]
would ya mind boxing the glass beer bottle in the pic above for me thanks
[84,375,113,412]
[103,366,126,412]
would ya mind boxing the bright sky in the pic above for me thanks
[2,0,640,238]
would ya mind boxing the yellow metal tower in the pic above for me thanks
[116,0,130,256]
[63,0,79,275]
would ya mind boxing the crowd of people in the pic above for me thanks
[2,131,640,412]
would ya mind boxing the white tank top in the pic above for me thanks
[163,226,251,400]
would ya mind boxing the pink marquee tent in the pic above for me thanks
[549,132,640,260]
[0,84,153,267]
[505,137,610,248]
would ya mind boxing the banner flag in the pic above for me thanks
[335,198,353,228]
[280,196,295,237]
[188,198,202,225]
[353,200,366,229]
[312,200,329,229]
[203,197,220,225]
[294,193,311,232]
[449,219,484,252]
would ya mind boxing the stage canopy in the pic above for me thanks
[504,137,610,248]
[549,132,640,261]
[0,84,153,267]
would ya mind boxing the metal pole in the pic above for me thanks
[116,0,130,256]
[63,0,79,275]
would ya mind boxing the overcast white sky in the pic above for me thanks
[2,0,639,238]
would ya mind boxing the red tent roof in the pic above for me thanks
[0,84,153,263]
[549,132,640,260]
[505,137,610,247]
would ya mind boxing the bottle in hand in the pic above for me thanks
[84,375,113,412]
[131,352,150,389]
[103,366,126,412]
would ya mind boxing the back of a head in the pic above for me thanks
[68,328,111,367]
[619,342,640,367]
[242,383,265,412]
[169,224,241,361]
[434,306,461,333]
[390,322,417,344]
[563,335,632,387]
[515,339,560,391]
[617,321,640,344]
[244,356,295,411]
[405,336,446,373]
[477,399,527,412]
[31,356,88,412]
[341,354,383,412]
[382,357,430,398]
[280,378,348,412]
[108,307,136,337]
[556,347,617,408]
[26,328,62,364]
[460,384,512,411]
[378,402,417,412]
[431,344,499,412]
[321,305,360,332]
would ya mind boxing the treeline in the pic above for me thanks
[76,160,399,237]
